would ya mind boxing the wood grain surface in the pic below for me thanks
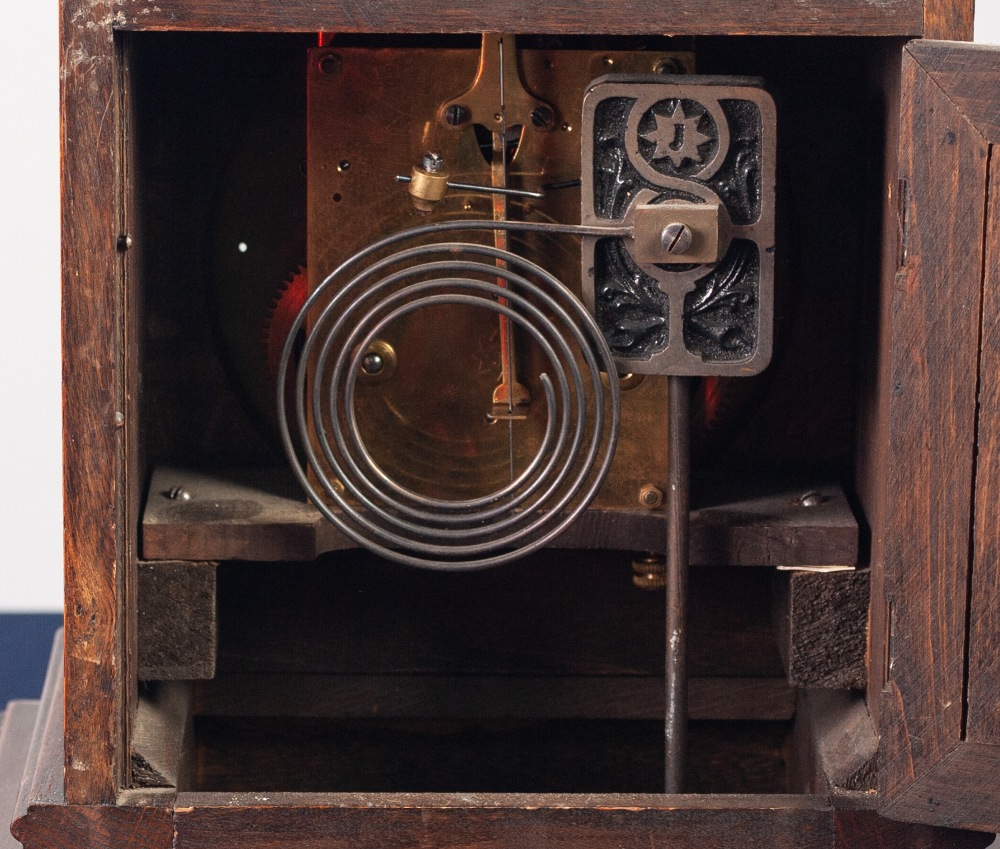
[857,37,905,730]
[876,40,998,831]
[906,41,1000,140]
[8,634,991,849]
[790,691,877,796]
[833,808,991,849]
[191,674,795,721]
[967,136,1000,747]
[9,635,172,849]
[13,804,174,849]
[143,467,859,567]
[51,0,994,842]
[108,0,927,36]
[211,558,785,679]
[172,794,836,849]
[773,570,869,689]
[138,562,217,681]
[61,0,128,805]
[920,0,975,41]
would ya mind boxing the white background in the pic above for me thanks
[2,6,1000,611]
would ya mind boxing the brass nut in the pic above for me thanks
[638,484,663,509]
[632,553,666,590]
[407,166,449,212]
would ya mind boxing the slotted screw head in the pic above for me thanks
[422,152,445,173]
[660,223,693,255]
[444,104,470,126]
[530,106,554,128]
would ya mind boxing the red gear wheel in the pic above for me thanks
[263,266,309,381]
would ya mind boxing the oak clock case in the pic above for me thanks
[143,31,828,779]
[8,3,1000,847]
[136,34,799,788]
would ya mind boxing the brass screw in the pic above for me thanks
[443,104,470,127]
[530,106,554,129]
[638,484,663,509]
[318,52,342,75]
[632,553,666,590]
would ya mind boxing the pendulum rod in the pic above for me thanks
[495,35,514,479]
[665,374,690,793]
[487,35,531,479]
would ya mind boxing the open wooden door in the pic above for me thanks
[875,39,1000,833]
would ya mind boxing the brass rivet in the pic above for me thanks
[357,339,397,383]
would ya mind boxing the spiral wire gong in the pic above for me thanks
[276,219,623,570]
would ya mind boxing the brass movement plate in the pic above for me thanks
[307,42,692,510]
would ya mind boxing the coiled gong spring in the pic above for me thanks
[277,220,621,570]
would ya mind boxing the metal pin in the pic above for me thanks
[394,175,544,200]
[541,179,582,192]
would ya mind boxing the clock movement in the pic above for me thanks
[2,3,1000,848]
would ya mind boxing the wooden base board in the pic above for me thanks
[7,633,995,849]
[142,467,859,567]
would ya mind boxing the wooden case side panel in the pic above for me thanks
[61,0,127,804]
[878,41,987,807]
[967,137,1000,746]
[857,38,904,728]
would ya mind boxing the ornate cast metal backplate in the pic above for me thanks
[581,77,776,376]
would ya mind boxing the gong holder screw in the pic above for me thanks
[660,222,694,255]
